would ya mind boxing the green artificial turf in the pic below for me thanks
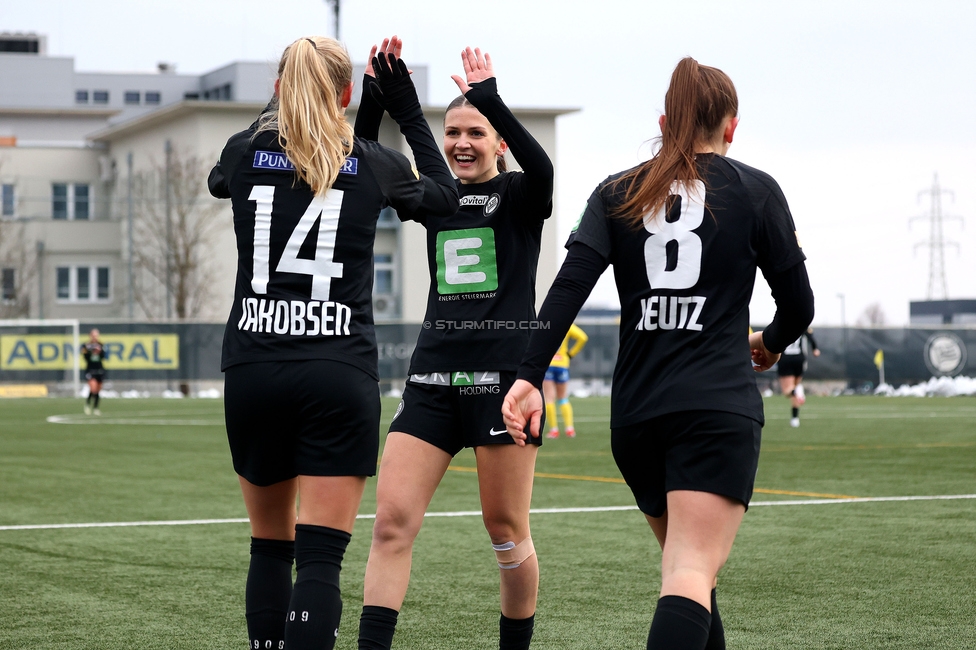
[1,395,974,648]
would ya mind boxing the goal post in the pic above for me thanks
[0,319,81,397]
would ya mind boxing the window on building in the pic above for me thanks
[1,184,14,217]
[74,184,89,219]
[97,267,110,300]
[1,268,14,302]
[55,265,111,303]
[75,90,89,104]
[377,207,397,226]
[374,254,394,295]
[124,91,140,105]
[145,91,161,104]
[76,267,90,300]
[51,183,92,220]
[52,183,68,219]
[92,90,109,104]
[56,267,70,300]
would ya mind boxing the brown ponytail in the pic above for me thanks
[612,57,738,227]
[256,36,354,195]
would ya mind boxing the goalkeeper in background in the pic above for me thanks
[544,323,588,438]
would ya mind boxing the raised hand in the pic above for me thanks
[365,36,403,77]
[501,379,543,447]
[451,46,494,95]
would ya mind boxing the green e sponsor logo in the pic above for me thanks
[435,228,498,295]
[571,208,584,233]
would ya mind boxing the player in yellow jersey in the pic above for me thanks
[543,323,588,438]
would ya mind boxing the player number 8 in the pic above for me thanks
[642,180,705,290]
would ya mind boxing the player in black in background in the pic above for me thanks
[503,57,814,650]
[355,46,552,650]
[208,36,457,650]
[82,328,105,415]
[778,328,820,427]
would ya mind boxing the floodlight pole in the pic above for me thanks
[837,293,848,384]
[127,151,134,319]
[324,0,340,39]
[164,139,173,320]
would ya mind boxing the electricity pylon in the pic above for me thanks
[910,173,963,300]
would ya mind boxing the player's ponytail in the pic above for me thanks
[612,57,738,227]
[258,36,354,195]
[445,95,507,173]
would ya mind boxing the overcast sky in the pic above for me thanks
[5,0,975,326]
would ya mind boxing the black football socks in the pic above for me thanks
[499,612,535,650]
[284,524,351,650]
[647,595,711,650]
[703,588,725,650]
[245,537,294,650]
[358,605,399,650]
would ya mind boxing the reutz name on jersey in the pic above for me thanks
[635,296,706,332]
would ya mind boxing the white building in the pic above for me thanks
[0,32,572,324]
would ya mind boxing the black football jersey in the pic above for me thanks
[404,79,553,374]
[82,342,105,370]
[782,329,817,359]
[568,154,806,426]
[210,127,455,378]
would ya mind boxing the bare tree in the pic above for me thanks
[130,147,223,321]
[0,159,36,318]
[856,302,887,327]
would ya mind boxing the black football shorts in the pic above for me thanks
[224,359,380,486]
[611,410,761,518]
[776,355,806,377]
[390,370,544,456]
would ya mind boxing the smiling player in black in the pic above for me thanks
[355,46,552,650]
[209,37,457,650]
[504,57,814,650]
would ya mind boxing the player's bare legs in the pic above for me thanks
[653,490,744,610]
[363,432,453,610]
[475,443,539,619]
[239,476,299,540]
[297,475,367,533]
[779,375,796,402]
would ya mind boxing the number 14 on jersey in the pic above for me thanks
[248,186,345,300]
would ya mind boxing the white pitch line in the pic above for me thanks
[46,415,223,426]
[2,496,975,532]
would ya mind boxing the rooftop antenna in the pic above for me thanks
[324,0,340,40]
[910,173,963,300]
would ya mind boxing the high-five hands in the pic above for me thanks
[365,36,404,78]
[365,36,416,111]
[451,46,494,94]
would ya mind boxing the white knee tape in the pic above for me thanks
[492,537,535,569]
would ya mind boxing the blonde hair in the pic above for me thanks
[257,36,354,195]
